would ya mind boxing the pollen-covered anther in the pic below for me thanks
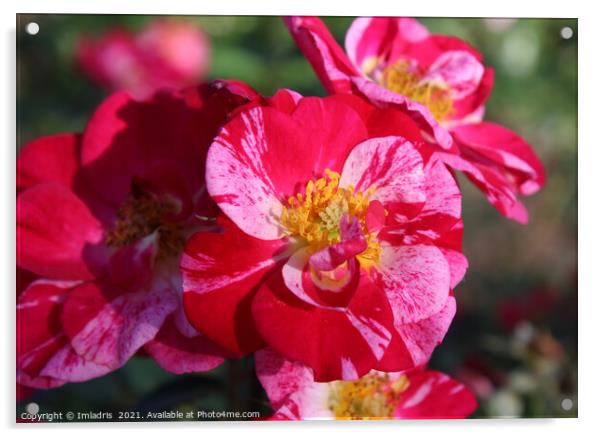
[106,190,184,259]
[328,373,410,419]
[381,60,454,122]
[280,170,382,268]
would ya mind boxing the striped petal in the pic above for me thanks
[17,279,74,389]
[59,281,177,370]
[345,17,429,71]
[424,51,485,100]
[452,121,546,196]
[339,135,426,209]
[255,348,332,420]
[206,99,368,240]
[394,369,477,419]
[181,216,289,355]
[373,297,457,371]
[283,16,359,95]
[374,244,451,324]
[144,314,226,374]
[256,348,476,420]
[252,269,394,382]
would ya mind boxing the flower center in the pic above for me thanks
[106,184,184,260]
[280,170,382,269]
[328,373,410,419]
[380,60,454,122]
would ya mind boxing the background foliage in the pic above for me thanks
[16,14,577,419]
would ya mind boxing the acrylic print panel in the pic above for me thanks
[16,14,577,422]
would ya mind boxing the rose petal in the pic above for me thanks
[252,270,394,382]
[374,244,451,324]
[283,247,360,309]
[144,314,226,374]
[424,50,485,100]
[345,17,429,72]
[438,149,529,224]
[394,370,477,418]
[255,348,332,420]
[17,133,82,192]
[181,216,289,355]
[397,296,457,367]
[80,85,231,212]
[350,76,454,149]
[60,281,177,369]
[283,16,359,94]
[206,99,367,239]
[339,135,426,208]
[17,279,75,389]
[452,121,546,196]
[17,183,106,280]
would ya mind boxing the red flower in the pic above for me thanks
[256,348,477,419]
[76,19,211,99]
[16,82,247,387]
[181,91,466,381]
[284,16,545,223]
[497,287,559,332]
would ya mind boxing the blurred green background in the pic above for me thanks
[16,15,577,419]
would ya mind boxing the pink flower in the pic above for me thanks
[76,19,211,99]
[284,16,545,223]
[16,82,247,388]
[181,91,466,381]
[256,348,477,419]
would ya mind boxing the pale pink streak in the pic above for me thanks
[206,109,284,240]
[375,244,451,324]
[339,135,426,206]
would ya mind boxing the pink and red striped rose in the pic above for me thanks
[256,347,477,420]
[284,16,545,223]
[181,90,466,381]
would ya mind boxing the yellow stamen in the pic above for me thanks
[106,190,184,260]
[381,60,454,122]
[280,171,382,269]
[356,236,382,270]
[328,373,410,420]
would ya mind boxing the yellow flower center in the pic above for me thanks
[106,187,184,260]
[280,170,382,270]
[380,60,454,122]
[328,373,410,419]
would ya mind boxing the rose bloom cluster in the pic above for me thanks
[16,17,545,419]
